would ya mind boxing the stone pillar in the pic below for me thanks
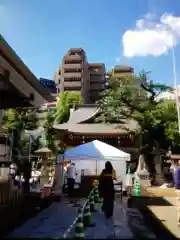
[155,154,164,185]
[54,149,65,198]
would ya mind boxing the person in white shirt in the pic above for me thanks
[67,161,76,199]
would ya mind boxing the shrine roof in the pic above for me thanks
[67,104,99,124]
[53,119,138,134]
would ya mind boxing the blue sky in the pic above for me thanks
[0,0,180,86]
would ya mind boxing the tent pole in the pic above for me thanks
[96,160,98,175]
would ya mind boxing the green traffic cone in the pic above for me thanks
[94,187,100,203]
[89,194,96,212]
[135,178,141,197]
[83,202,95,227]
[75,208,84,239]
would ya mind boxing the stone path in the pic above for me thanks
[127,208,156,238]
[7,199,86,238]
[8,198,153,239]
[84,201,133,239]
[148,196,180,239]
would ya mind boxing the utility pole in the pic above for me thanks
[172,46,180,134]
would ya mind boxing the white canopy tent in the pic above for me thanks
[64,140,130,186]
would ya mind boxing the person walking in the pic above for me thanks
[174,160,180,226]
[67,161,76,201]
[98,161,116,236]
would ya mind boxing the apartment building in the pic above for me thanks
[88,63,105,103]
[107,65,134,78]
[55,48,106,104]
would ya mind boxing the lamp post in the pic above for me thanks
[172,46,180,134]
[164,23,180,134]
[54,144,66,198]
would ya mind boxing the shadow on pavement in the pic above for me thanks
[133,196,173,206]
[131,196,177,240]
[4,193,53,239]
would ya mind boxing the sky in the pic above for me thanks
[0,0,180,86]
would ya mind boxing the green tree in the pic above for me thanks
[99,71,175,174]
[153,100,180,148]
[65,91,83,108]
[3,108,39,157]
[3,109,26,160]
[43,109,55,151]
[55,92,70,124]
[24,109,38,130]
[3,108,40,193]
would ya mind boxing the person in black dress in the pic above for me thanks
[98,161,116,219]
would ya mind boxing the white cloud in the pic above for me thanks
[122,13,180,57]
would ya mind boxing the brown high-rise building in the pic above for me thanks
[88,63,105,103]
[107,65,134,78]
[55,48,105,104]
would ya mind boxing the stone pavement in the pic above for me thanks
[7,199,86,238]
[148,196,180,239]
[7,198,136,239]
[84,201,133,239]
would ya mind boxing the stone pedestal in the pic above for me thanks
[135,154,151,187]
[135,170,151,187]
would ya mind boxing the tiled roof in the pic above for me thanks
[68,106,98,124]
[53,119,138,134]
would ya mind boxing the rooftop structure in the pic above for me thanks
[39,78,57,95]
[54,48,106,104]
[107,65,134,77]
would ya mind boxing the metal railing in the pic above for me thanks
[62,187,96,239]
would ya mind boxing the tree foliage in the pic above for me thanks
[99,71,178,173]
[65,91,83,108]
[43,109,55,150]
[55,92,70,124]
[3,108,39,160]
[3,108,38,132]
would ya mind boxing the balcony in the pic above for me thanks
[90,83,105,91]
[64,55,82,63]
[90,77,105,83]
[64,81,81,88]
[64,86,81,91]
[90,71,102,76]
[63,63,82,69]
[63,72,82,79]
[64,68,82,73]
